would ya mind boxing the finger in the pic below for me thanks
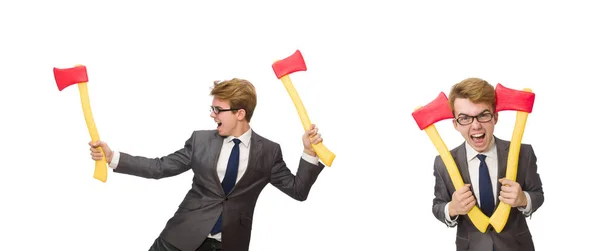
[458,192,472,202]
[465,190,473,197]
[466,199,476,210]
[305,128,315,136]
[307,130,318,139]
[500,191,516,199]
[458,184,471,193]
[501,185,517,193]
[459,187,473,197]
[311,134,322,144]
[499,178,515,186]
[461,199,476,212]
[498,195,507,204]
[464,194,475,204]
[458,190,472,201]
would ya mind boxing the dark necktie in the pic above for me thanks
[211,138,241,235]
[477,154,495,217]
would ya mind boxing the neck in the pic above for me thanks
[231,122,250,137]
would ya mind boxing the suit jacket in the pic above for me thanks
[432,137,544,251]
[113,130,325,251]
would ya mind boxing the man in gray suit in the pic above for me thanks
[89,78,326,251]
[432,78,544,251]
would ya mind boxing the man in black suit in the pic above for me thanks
[90,78,326,251]
[432,78,544,251]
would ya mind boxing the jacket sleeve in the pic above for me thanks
[269,144,324,201]
[113,132,194,179]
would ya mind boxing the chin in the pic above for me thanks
[474,144,490,152]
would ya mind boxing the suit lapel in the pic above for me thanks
[208,132,225,196]
[229,131,263,194]
[495,137,509,204]
[456,142,473,186]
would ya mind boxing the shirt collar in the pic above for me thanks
[465,137,497,161]
[225,128,252,148]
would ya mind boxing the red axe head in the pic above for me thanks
[412,92,455,130]
[495,83,535,113]
[53,65,88,91]
[272,50,307,79]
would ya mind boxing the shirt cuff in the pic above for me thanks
[444,203,458,227]
[517,191,533,216]
[108,151,120,169]
[301,152,319,165]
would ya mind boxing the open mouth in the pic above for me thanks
[471,133,485,143]
[217,122,222,128]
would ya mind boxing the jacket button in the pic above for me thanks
[224,197,228,201]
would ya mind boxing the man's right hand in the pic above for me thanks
[89,141,114,164]
[449,184,476,217]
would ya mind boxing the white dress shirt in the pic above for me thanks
[108,128,319,241]
[444,138,532,226]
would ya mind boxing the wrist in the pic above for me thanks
[519,192,528,207]
[106,151,113,163]
[448,202,457,217]
[303,149,316,157]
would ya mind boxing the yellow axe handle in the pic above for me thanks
[77,81,108,183]
[423,124,490,233]
[279,75,335,167]
[489,89,532,232]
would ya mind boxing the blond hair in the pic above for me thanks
[448,77,496,115]
[210,78,257,122]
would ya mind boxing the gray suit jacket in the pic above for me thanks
[432,137,544,251]
[113,130,325,251]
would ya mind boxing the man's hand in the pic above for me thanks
[302,124,322,157]
[499,178,527,207]
[449,184,476,217]
[89,140,113,164]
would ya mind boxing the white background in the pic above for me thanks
[1,0,598,250]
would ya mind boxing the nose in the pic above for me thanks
[471,119,483,129]
[210,111,216,118]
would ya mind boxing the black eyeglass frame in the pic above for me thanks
[455,111,494,125]
[210,106,241,114]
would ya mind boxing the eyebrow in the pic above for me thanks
[457,109,492,117]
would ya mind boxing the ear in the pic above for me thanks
[493,112,499,124]
[236,109,247,121]
[452,111,459,131]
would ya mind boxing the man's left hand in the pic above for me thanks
[302,124,322,157]
[499,178,527,207]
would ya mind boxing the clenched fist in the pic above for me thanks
[449,184,476,217]
[89,141,114,164]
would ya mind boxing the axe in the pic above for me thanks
[412,92,490,233]
[272,50,335,167]
[54,65,107,183]
[489,83,535,232]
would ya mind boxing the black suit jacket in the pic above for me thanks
[114,130,325,251]
[432,137,544,251]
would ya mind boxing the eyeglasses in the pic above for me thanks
[210,106,240,115]
[455,112,494,125]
